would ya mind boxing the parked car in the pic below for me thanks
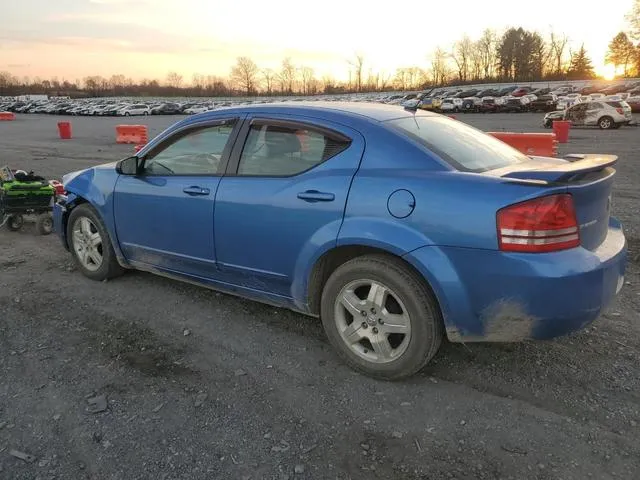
[461,97,481,112]
[184,104,215,114]
[511,87,532,97]
[499,97,528,113]
[151,103,182,115]
[544,100,632,129]
[531,88,551,96]
[479,97,499,113]
[529,94,558,112]
[626,96,640,112]
[440,98,463,112]
[53,102,627,380]
[118,104,151,116]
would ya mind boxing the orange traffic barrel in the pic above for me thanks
[552,120,571,143]
[57,122,72,139]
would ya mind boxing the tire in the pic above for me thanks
[67,203,124,281]
[320,254,443,380]
[124,112,130,117]
[598,116,614,129]
[7,214,24,231]
[36,213,53,235]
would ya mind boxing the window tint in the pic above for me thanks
[237,123,351,176]
[144,122,235,176]
[387,115,528,173]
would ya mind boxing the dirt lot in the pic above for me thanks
[1,113,639,480]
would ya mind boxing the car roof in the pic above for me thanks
[191,101,438,124]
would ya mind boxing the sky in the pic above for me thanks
[1,0,636,83]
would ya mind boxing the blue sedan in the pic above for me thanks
[53,102,627,380]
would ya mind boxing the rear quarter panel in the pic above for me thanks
[340,123,562,252]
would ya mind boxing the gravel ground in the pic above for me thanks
[1,113,639,480]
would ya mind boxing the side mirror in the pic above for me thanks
[116,156,140,176]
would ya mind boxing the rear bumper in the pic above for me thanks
[404,218,627,342]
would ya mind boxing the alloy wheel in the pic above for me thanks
[72,217,103,271]
[334,279,412,364]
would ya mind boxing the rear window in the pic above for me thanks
[606,101,628,108]
[387,115,529,173]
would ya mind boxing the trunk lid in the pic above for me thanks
[486,154,617,251]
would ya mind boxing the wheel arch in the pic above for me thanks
[305,244,444,322]
[61,190,129,267]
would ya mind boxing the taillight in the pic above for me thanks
[497,194,580,253]
[616,108,624,115]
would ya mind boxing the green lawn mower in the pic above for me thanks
[0,166,58,235]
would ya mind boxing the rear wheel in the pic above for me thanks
[320,255,443,380]
[598,116,614,129]
[67,204,124,281]
[7,214,24,231]
[36,213,53,235]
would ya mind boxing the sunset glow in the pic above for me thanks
[1,0,636,83]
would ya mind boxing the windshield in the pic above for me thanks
[387,115,529,173]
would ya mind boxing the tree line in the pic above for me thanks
[1,1,639,98]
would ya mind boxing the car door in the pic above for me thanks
[113,117,241,277]
[565,103,587,125]
[213,115,365,297]
[584,102,604,125]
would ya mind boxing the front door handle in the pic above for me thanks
[183,186,210,196]
[297,190,335,202]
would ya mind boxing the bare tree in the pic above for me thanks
[549,32,570,74]
[279,58,297,94]
[348,54,365,92]
[477,29,497,79]
[192,74,205,90]
[230,56,259,95]
[626,0,640,40]
[300,66,315,95]
[379,71,392,91]
[430,47,450,86]
[262,68,276,95]
[452,35,473,82]
[166,71,183,88]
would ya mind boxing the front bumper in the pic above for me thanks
[52,197,70,251]
[404,218,627,342]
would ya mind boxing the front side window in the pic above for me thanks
[143,122,235,176]
[387,114,529,173]
[237,123,351,177]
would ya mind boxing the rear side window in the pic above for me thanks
[605,101,623,108]
[238,123,351,177]
[387,115,528,173]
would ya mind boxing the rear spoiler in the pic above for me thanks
[487,154,618,183]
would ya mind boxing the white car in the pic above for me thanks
[440,98,463,112]
[544,99,632,129]
[184,104,214,114]
[551,86,574,96]
[117,104,150,116]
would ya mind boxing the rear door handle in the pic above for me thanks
[183,186,210,196]
[297,190,335,202]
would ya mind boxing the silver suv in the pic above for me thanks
[544,100,632,129]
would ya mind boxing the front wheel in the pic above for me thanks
[67,204,124,281]
[320,255,443,380]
